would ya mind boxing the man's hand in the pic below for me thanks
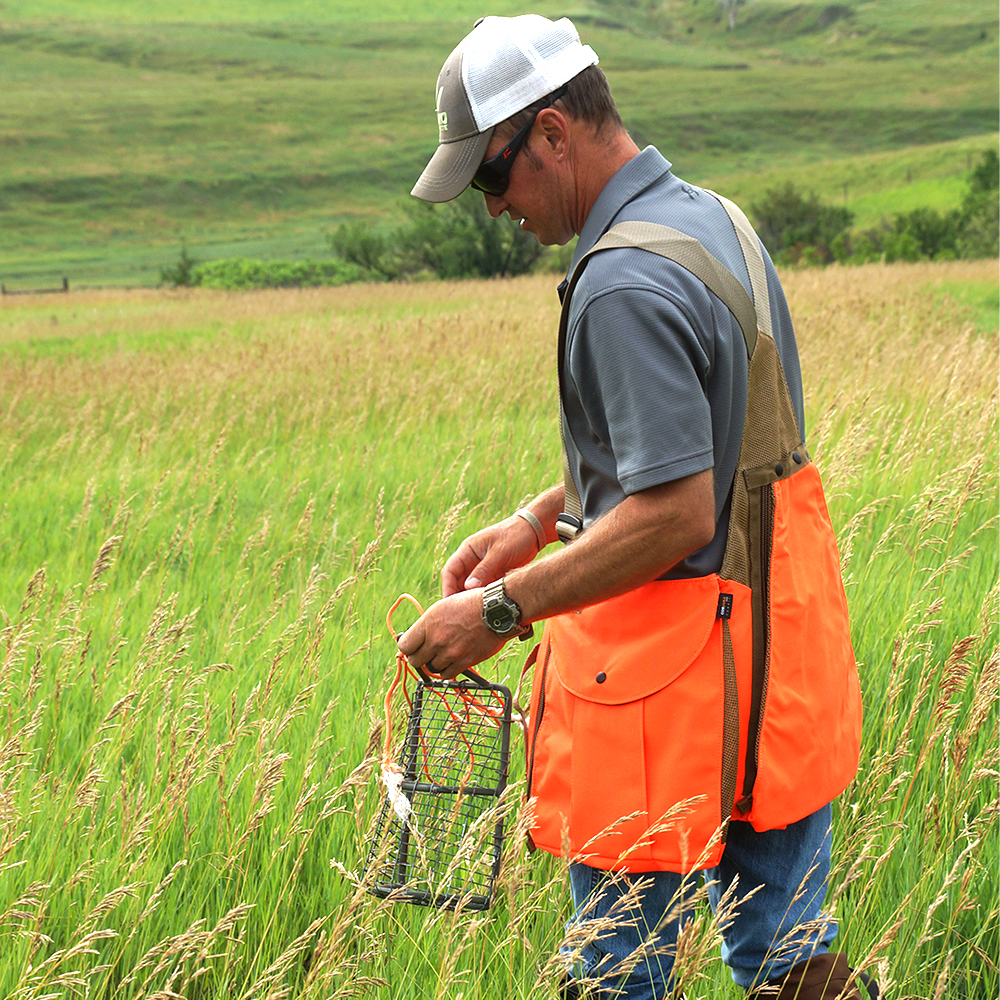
[396,589,507,680]
[441,517,539,597]
[440,485,565,598]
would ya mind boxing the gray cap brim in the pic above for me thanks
[411,127,493,203]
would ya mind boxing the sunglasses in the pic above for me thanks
[470,86,568,197]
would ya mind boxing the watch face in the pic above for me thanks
[486,604,517,633]
[483,581,522,636]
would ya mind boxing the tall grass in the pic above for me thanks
[0,260,996,998]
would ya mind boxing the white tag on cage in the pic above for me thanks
[382,765,412,823]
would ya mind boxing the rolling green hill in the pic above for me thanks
[0,0,996,287]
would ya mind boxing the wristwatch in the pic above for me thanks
[482,579,533,641]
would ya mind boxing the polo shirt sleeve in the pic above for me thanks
[565,262,717,496]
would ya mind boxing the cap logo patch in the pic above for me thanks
[437,86,448,132]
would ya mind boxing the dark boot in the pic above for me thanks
[759,952,880,999]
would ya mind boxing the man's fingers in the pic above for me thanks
[424,658,462,680]
[442,517,540,596]
[441,565,465,598]
[396,623,424,657]
[444,544,495,594]
[397,619,456,676]
[441,542,481,596]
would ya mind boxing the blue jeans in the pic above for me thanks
[563,804,839,996]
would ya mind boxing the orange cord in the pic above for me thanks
[383,594,508,786]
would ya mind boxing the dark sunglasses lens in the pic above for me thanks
[471,120,532,196]
[471,166,506,196]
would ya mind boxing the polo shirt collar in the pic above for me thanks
[571,146,673,272]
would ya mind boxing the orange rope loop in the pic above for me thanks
[383,594,508,787]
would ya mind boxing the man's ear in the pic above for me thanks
[535,108,571,157]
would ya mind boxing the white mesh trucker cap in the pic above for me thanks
[411,15,599,203]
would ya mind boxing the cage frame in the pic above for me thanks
[364,670,513,911]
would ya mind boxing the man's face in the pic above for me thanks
[477,121,575,247]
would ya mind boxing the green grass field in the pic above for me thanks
[0,0,996,287]
[0,259,996,998]
[0,3,996,995]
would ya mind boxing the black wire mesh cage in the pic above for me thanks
[364,673,513,911]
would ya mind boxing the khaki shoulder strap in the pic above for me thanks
[577,220,759,357]
[706,191,772,337]
[558,204,770,527]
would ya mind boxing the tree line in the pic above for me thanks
[162,150,996,289]
[331,148,998,277]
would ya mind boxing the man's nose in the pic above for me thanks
[483,192,509,219]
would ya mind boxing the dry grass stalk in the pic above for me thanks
[238,915,327,1000]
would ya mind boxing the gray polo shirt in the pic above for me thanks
[560,146,805,578]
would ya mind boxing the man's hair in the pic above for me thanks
[498,64,625,141]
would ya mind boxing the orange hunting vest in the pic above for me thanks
[524,195,862,874]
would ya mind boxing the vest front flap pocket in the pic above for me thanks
[551,575,722,704]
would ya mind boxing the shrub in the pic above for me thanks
[329,221,401,281]
[964,147,998,203]
[190,258,365,290]
[956,187,999,259]
[398,190,546,279]
[885,206,961,262]
[956,148,999,258]
[750,183,854,265]
[834,150,997,265]
[330,190,546,281]
[760,150,998,267]
[160,243,199,286]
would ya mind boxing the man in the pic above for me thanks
[398,14,878,1000]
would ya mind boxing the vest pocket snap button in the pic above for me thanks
[595,672,607,684]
